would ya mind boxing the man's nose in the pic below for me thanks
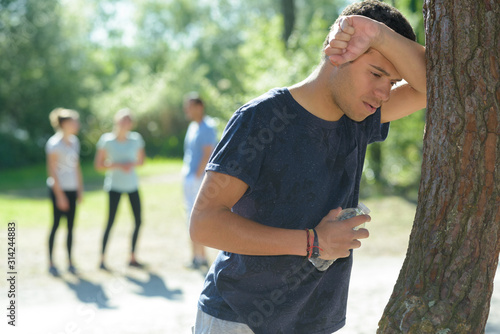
[374,82,391,102]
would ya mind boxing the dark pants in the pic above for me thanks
[101,190,142,255]
[48,188,77,263]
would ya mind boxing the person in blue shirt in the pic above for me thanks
[182,93,218,270]
[190,1,427,333]
[94,108,146,270]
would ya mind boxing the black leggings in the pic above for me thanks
[48,188,77,263]
[101,190,142,255]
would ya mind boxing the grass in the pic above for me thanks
[1,158,184,228]
[357,197,416,257]
[0,157,182,191]
[1,158,416,257]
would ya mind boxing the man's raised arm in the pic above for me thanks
[325,15,427,122]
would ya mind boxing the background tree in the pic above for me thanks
[0,0,94,166]
[1,0,428,199]
[281,0,295,47]
[378,0,500,332]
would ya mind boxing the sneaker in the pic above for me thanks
[129,260,145,269]
[49,266,59,277]
[186,258,209,270]
[99,262,109,271]
[68,265,78,275]
[197,259,209,268]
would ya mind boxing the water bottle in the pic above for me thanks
[309,202,371,271]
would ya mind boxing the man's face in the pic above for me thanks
[329,49,402,122]
[183,101,201,121]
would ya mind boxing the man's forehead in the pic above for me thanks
[364,49,402,80]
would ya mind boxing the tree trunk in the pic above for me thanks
[368,142,383,183]
[281,0,295,47]
[378,0,500,333]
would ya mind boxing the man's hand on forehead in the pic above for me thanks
[324,15,381,67]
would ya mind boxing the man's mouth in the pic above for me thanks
[364,102,379,113]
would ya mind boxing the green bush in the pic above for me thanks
[0,133,45,169]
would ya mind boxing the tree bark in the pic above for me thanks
[378,0,500,333]
[368,142,383,183]
[281,0,295,47]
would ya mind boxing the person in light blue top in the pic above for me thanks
[182,93,218,270]
[95,108,146,270]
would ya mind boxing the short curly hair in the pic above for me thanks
[323,0,416,48]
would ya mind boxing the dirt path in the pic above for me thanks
[2,172,499,333]
[2,224,209,334]
[2,224,499,334]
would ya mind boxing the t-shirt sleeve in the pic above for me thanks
[96,134,107,150]
[367,108,390,144]
[206,108,266,190]
[45,140,55,155]
[134,132,145,148]
[45,137,62,156]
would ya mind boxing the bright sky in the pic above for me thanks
[89,1,137,46]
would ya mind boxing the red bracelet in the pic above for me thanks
[305,229,316,258]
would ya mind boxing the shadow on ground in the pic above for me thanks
[125,271,183,300]
[63,276,116,309]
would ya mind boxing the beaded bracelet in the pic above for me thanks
[311,229,320,259]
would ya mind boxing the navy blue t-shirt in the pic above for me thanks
[199,88,389,334]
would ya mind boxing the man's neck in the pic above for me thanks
[193,115,204,124]
[288,61,343,122]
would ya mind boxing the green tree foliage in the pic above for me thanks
[86,0,349,159]
[0,0,92,166]
[1,0,427,196]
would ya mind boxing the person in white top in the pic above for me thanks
[46,108,83,276]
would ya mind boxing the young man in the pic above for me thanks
[191,1,426,333]
[182,93,218,270]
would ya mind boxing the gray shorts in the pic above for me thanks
[192,309,254,334]
[184,175,203,226]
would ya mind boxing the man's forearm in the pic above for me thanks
[190,208,307,256]
[374,22,426,95]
